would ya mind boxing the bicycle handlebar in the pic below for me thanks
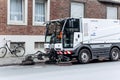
[3,38,11,43]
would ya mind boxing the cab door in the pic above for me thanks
[63,19,80,48]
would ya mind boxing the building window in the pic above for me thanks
[33,0,50,26]
[35,42,44,49]
[71,2,84,18]
[7,0,28,25]
[10,42,25,49]
[107,7,118,19]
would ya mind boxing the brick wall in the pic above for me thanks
[0,0,120,35]
[85,0,106,18]
[50,0,70,19]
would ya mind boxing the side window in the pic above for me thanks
[73,19,80,32]
[8,0,28,25]
[71,2,84,18]
[35,42,44,49]
[10,42,25,49]
[33,0,50,26]
[65,19,80,32]
[107,7,117,19]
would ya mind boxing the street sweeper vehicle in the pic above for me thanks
[23,18,120,64]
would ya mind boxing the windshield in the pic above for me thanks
[45,21,64,43]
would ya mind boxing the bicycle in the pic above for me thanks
[0,39,25,58]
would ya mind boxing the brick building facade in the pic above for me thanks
[0,0,120,54]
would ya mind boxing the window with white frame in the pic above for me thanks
[10,42,25,49]
[71,2,84,18]
[33,0,49,26]
[107,7,118,19]
[8,0,28,25]
[35,42,44,49]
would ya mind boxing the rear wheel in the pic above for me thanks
[110,47,120,61]
[0,47,7,58]
[78,49,91,64]
[14,46,25,57]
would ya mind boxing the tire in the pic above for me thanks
[78,49,91,64]
[14,46,25,57]
[0,47,7,58]
[110,47,120,61]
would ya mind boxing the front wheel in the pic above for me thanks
[14,46,25,57]
[78,49,91,64]
[110,47,120,61]
[0,47,7,58]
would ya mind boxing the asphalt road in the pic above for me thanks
[0,61,120,80]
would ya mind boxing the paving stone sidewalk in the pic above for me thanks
[0,57,24,66]
[0,56,47,66]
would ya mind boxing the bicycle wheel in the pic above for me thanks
[0,47,7,58]
[14,46,25,57]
